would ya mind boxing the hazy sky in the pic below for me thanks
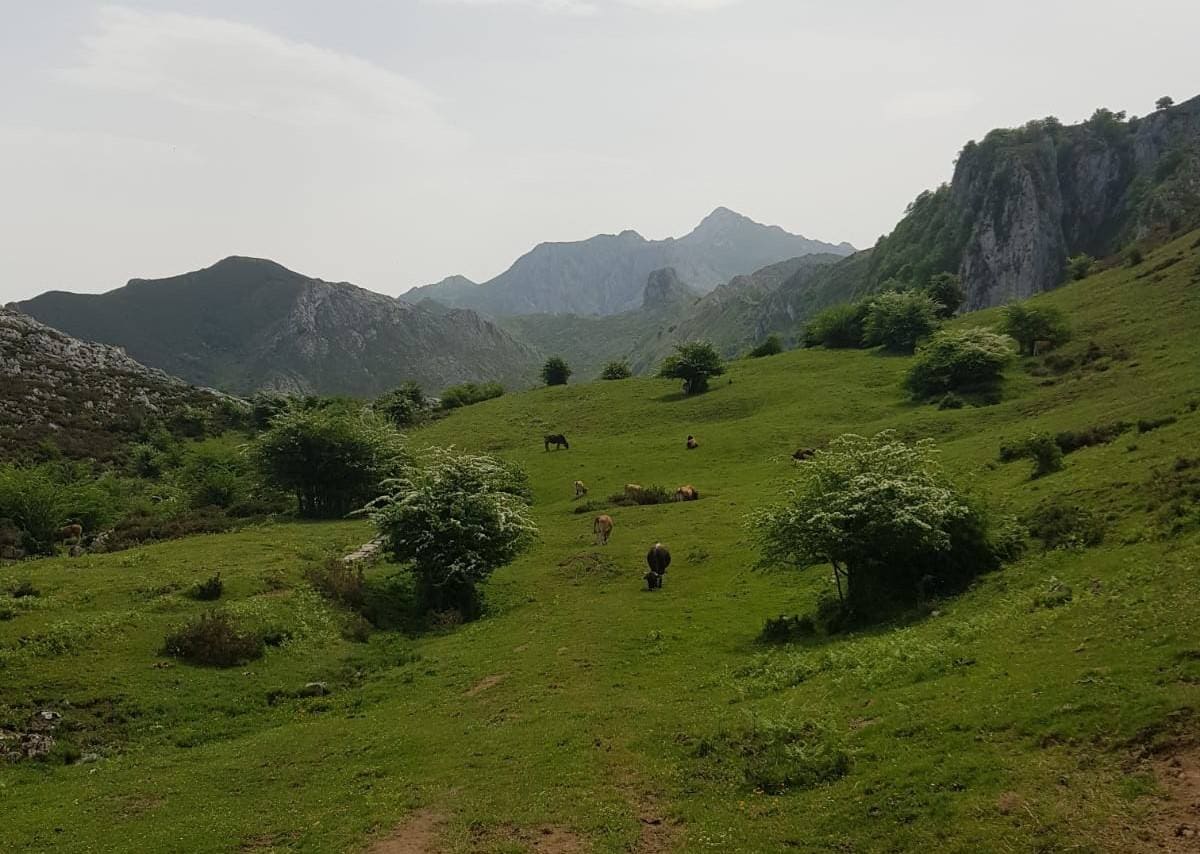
[1,1,1196,303]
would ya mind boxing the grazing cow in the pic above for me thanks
[59,523,83,545]
[544,434,569,451]
[645,542,671,590]
[594,514,614,545]
[674,485,698,502]
[792,448,816,463]
[686,435,699,450]
[574,480,588,499]
[624,483,644,501]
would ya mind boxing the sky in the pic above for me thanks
[1,1,1197,303]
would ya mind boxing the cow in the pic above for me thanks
[59,523,83,545]
[645,542,671,590]
[594,514,614,546]
[674,485,698,502]
[544,434,569,451]
[574,480,588,499]
[686,435,699,450]
[792,448,816,463]
[624,483,644,501]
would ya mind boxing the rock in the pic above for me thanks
[299,682,329,697]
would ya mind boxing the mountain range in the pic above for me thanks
[406,207,854,316]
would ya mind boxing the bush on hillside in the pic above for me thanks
[540,356,572,387]
[162,611,264,667]
[608,485,674,506]
[1025,498,1105,551]
[600,360,632,380]
[250,393,294,430]
[1067,254,1095,281]
[999,304,1071,356]
[188,573,224,601]
[251,409,408,518]
[803,302,870,348]
[862,291,941,353]
[439,382,504,410]
[0,464,117,555]
[375,382,429,428]
[1023,432,1065,478]
[922,272,964,318]
[748,431,1009,625]
[904,328,1015,399]
[1054,422,1133,454]
[748,335,784,358]
[658,341,726,395]
[305,558,366,610]
[368,449,536,620]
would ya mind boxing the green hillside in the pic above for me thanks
[2,233,1199,853]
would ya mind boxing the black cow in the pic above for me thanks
[645,542,671,590]
[544,434,569,451]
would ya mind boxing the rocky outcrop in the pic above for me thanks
[16,257,541,397]
[407,207,853,317]
[0,307,229,458]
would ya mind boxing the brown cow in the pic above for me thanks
[574,480,588,499]
[645,542,671,590]
[674,485,698,502]
[686,435,699,450]
[593,514,614,546]
[59,523,83,544]
[624,483,644,501]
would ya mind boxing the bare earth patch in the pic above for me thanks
[368,809,446,854]
[1145,745,1200,851]
[470,823,588,853]
[465,674,508,697]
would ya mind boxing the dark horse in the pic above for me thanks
[645,542,671,590]
[544,433,569,451]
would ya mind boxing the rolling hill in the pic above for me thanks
[14,257,540,397]
[3,232,1199,851]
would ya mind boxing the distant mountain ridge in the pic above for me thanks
[407,207,854,317]
[15,257,540,397]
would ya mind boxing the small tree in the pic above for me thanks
[1066,254,1094,281]
[541,356,572,387]
[251,409,407,518]
[658,341,726,395]
[804,302,871,348]
[748,432,1001,623]
[922,273,964,318]
[1023,433,1064,479]
[999,303,1071,356]
[1156,95,1175,111]
[367,449,537,619]
[601,360,632,380]
[862,291,941,353]
[748,335,784,358]
[375,382,428,428]
[905,328,1015,399]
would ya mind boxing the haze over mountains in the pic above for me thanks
[407,207,854,316]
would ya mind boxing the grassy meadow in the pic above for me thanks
[2,234,1200,852]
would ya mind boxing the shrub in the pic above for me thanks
[657,342,726,395]
[862,291,941,353]
[1032,576,1073,610]
[1024,433,1064,478]
[803,302,870,348]
[694,716,850,794]
[999,304,1071,356]
[1066,253,1094,281]
[540,356,572,387]
[600,360,632,380]
[251,409,407,518]
[368,449,537,619]
[250,393,293,429]
[748,335,784,358]
[922,272,964,318]
[188,574,224,602]
[0,464,116,555]
[1025,498,1105,551]
[1054,422,1133,453]
[9,579,40,599]
[905,328,1015,399]
[607,485,673,506]
[162,612,264,666]
[937,392,965,410]
[1137,416,1178,434]
[374,383,428,428]
[305,558,366,609]
[1127,247,1144,266]
[748,431,1006,623]
[759,614,817,643]
[439,382,504,410]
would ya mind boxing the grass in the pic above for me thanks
[1,233,1199,851]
